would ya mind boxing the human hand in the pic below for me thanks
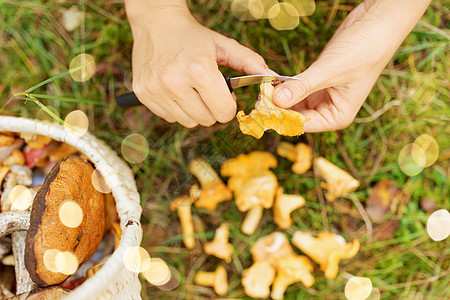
[272,0,431,132]
[126,2,274,128]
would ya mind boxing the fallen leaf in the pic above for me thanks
[372,220,400,241]
[366,179,405,223]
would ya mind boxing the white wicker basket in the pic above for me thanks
[0,116,143,300]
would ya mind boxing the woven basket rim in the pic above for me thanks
[0,116,143,299]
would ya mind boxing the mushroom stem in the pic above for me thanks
[0,237,11,260]
[177,205,195,249]
[0,211,30,237]
[12,231,35,294]
[194,271,215,286]
[241,205,264,235]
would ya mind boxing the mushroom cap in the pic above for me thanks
[271,255,315,300]
[292,231,360,279]
[314,157,360,202]
[189,159,232,210]
[11,286,70,299]
[273,187,305,229]
[236,83,308,139]
[213,266,228,296]
[220,151,277,178]
[234,170,278,212]
[204,224,234,263]
[25,157,106,286]
[242,260,276,299]
[251,232,294,267]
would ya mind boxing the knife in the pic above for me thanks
[116,74,300,108]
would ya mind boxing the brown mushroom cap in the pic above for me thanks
[9,286,69,299]
[25,157,105,286]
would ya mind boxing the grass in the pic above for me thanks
[1,0,449,299]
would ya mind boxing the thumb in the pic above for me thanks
[272,64,327,108]
[216,36,277,75]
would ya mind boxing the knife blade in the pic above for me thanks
[116,74,300,108]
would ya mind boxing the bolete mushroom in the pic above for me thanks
[273,188,305,229]
[25,157,106,286]
[292,231,360,279]
[276,142,312,174]
[220,151,277,178]
[236,83,309,139]
[204,224,233,263]
[271,254,315,300]
[251,232,294,268]
[241,260,276,299]
[233,170,278,235]
[194,266,228,296]
[314,157,360,202]
[188,159,232,210]
[170,196,195,249]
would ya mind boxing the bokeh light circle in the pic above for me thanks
[59,201,83,228]
[398,143,425,176]
[426,209,450,241]
[69,53,96,82]
[231,0,256,21]
[345,276,372,300]
[366,288,381,300]
[143,258,172,286]
[285,0,316,16]
[123,246,151,273]
[268,3,300,30]
[413,134,439,167]
[154,265,180,291]
[55,251,79,275]
[36,106,60,122]
[91,168,112,193]
[10,185,32,211]
[64,110,89,137]
[121,133,149,164]
[44,249,61,273]
[248,0,264,19]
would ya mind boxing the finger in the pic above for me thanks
[188,62,237,123]
[272,64,330,108]
[298,109,352,132]
[166,100,199,128]
[173,88,217,126]
[144,102,176,123]
[215,36,278,75]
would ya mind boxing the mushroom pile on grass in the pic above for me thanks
[170,144,360,298]
[0,132,121,298]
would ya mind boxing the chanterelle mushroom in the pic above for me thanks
[189,159,232,210]
[314,157,360,202]
[292,231,360,279]
[194,266,228,296]
[251,232,294,267]
[273,187,305,229]
[271,254,315,300]
[170,196,195,249]
[25,157,106,286]
[241,260,275,299]
[233,170,278,235]
[276,142,312,174]
[204,224,233,263]
[236,83,309,139]
[220,151,277,178]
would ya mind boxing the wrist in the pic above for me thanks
[125,0,191,26]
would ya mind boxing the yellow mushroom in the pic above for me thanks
[251,232,294,267]
[236,83,309,139]
[241,260,276,299]
[292,231,360,279]
[220,151,277,178]
[233,171,278,235]
[19,133,52,150]
[2,149,25,166]
[273,187,305,229]
[314,157,360,202]
[276,142,312,174]
[204,224,234,263]
[189,159,232,210]
[170,196,195,249]
[271,254,315,300]
[194,266,228,296]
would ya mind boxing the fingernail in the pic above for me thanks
[274,88,292,105]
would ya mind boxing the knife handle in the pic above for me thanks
[116,74,233,108]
